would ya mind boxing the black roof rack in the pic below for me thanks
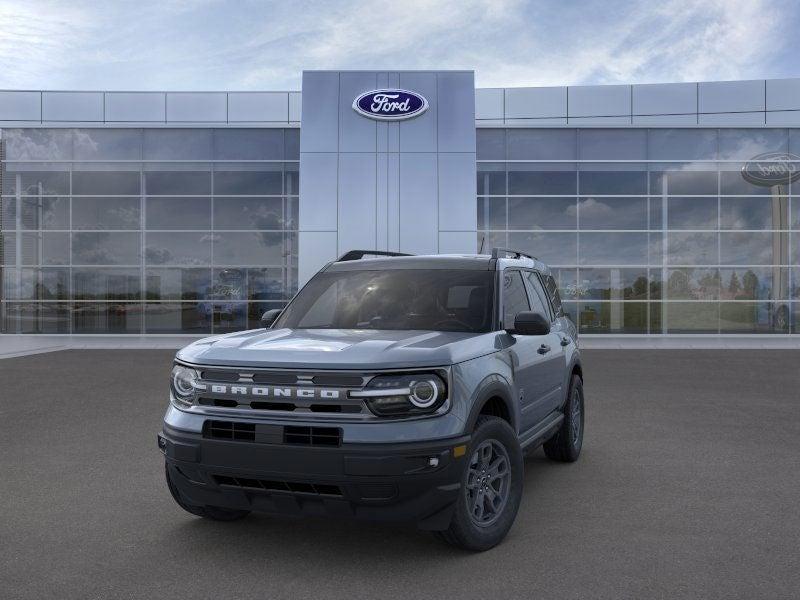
[490,247,537,261]
[337,250,413,262]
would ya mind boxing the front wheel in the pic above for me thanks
[543,374,584,462]
[435,416,523,551]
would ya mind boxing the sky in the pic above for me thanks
[0,0,798,91]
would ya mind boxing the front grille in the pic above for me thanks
[213,475,343,497]
[284,426,342,447]
[205,420,255,441]
[203,420,342,447]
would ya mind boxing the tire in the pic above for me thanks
[165,462,250,522]
[435,416,524,551]
[543,374,584,462]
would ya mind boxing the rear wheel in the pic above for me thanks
[543,374,584,462]
[435,416,523,551]
[165,463,250,521]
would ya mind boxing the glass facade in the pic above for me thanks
[478,128,800,335]
[0,128,299,334]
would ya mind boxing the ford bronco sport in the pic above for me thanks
[159,248,584,551]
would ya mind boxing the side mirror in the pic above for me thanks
[509,311,550,336]
[260,308,282,329]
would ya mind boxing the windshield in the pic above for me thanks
[274,269,495,333]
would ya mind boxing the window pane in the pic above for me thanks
[477,197,506,230]
[213,232,289,266]
[72,232,140,265]
[143,129,213,160]
[578,197,647,230]
[144,171,211,195]
[792,268,800,299]
[579,129,646,160]
[20,197,70,230]
[145,197,211,230]
[213,197,285,230]
[20,232,70,265]
[719,267,787,301]
[577,268,650,300]
[720,232,783,265]
[502,271,530,326]
[477,129,506,160]
[1,302,70,333]
[477,164,505,195]
[649,170,717,195]
[549,268,578,303]
[508,197,576,230]
[718,129,788,160]
[579,233,649,265]
[145,268,212,300]
[4,170,70,196]
[667,232,719,265]
[666,268,720,300]
[668,197,718,230]
[648,129,717,161]
[284,163,298,196]
[285,129,300,160]
[72,268,141,300]
[720,302,787,333]
[665,302,719,333]
[579,171,647,195]
[144,302,211,334]
[72,171,140,195]
[246,268,289,300]
[4,267,69,300]
[145,232,212,265]
[576,301,647,334]
[212,302,249,333]
[507,129,575,160]
[72,303,142,333]
[214,129,284,160]
[507,232,577,265]
[213,170,282,195]
[72,197,140,230]
[73,129,142,160]
[720,169,775,195]
[720,197,787,229]
[508,169,576,195]
[3,129,72,160]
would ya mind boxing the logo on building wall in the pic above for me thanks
[741,152,800,187]
[352,89,428,121]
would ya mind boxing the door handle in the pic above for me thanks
[560,336,570,347]
[537,344,551,355]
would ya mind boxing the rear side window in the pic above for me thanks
[543,274,564,317]
[522,271,552,320]
[502,271,530,328]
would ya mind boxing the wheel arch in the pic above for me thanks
[464,376,517,434]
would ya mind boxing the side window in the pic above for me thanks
[543,274,564,317]
[502,271,530,327]
[523,271,552,320]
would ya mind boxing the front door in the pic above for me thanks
[501,270,558,434]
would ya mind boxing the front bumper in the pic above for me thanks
[159,422,470,530]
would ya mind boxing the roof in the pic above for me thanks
[324,253,551,273]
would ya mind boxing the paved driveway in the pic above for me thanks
[2,349,798,599]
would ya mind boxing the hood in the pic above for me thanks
[176,328,501,370]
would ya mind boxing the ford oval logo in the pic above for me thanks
[352,89,428,121]
[741,152,800,187]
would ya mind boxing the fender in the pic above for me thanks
[463,373,517,434]
[559,356,583,411]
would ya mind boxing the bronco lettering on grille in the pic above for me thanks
[207,384,341,400]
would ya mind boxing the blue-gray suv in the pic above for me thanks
[159,248,584,551]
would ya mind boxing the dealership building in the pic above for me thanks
[1,70,799,340]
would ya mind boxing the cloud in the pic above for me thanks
[0,0,794,90]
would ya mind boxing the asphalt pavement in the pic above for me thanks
[1,349,799,599]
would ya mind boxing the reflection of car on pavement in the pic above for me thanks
[160,248,584,551]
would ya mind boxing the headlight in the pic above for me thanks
[171,364,200,407]
[351,373,447,417]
